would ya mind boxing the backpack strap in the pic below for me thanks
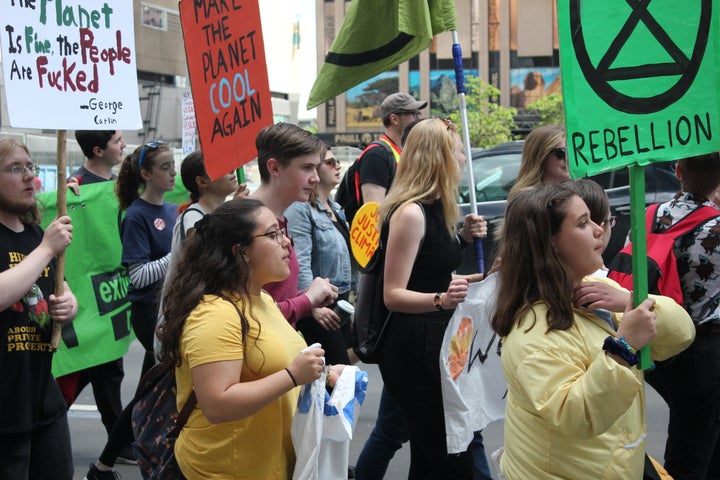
[172,389,197,435]
[353,141,391,204]
[645,203,662,232]
[179,207,205,241]
[376,134,401,163]
[656,204,720,239]
[144,362,196,436]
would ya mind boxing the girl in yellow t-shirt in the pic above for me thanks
[160,198,336,480]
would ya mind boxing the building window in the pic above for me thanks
[142,3,167,31]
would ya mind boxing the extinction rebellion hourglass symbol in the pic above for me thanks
[569,0,711,114]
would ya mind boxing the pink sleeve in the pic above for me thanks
[262,243,313,327]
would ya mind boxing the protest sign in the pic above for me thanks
[558,0,720,177]
[182,91,197,154]
[0,0,142,129]
[440,274,506,454]
[179,0,273,180]
[558,0,720,367]
[350,202,380,268]
[39,182,189,376]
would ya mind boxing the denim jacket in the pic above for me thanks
[284,199,352,294]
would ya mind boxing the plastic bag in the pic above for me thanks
[292,353,368,480]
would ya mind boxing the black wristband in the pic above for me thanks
[284,367,298,387]
[602,336,639,366]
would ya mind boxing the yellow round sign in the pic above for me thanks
[350,202,380,268]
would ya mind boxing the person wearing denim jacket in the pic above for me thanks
[285,147,354,365]
[286,199,352,294]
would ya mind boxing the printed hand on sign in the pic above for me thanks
[350,202,380,268]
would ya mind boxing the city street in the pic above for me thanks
[70,340,671,479]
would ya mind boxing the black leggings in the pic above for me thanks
[130,301,158,381]
[98,301,159,467]
[99,399,135,467]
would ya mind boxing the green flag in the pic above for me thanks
[307,0,457,109]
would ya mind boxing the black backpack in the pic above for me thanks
[335,140,392,225]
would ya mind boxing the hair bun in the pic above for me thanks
[194,215,210,233]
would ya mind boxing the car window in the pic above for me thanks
[588,169,628,189]
[611,168,629,188]
[590,172,612,189]
[460,153,521,203]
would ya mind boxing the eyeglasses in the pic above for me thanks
[0,164,40,176]
[253,227,288,244]
[602,216,617,229]
[323,157,340,167]
[137,141,165,170]
[551,147,567,160]
[395,110,422,118]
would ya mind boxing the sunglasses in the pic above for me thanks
[551,147,567,160]
[323,157,340,167]
[138,141,166,170]
[395,110,422,118]
[435,116,456,131]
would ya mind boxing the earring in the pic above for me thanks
[242,254,250,263]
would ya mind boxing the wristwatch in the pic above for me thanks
[433,292,444,311]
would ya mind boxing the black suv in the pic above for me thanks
[456,141,681,274]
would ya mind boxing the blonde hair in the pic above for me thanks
[507,124,565,202]
[379,118,460,235]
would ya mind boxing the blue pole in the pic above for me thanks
[452,32,484,274]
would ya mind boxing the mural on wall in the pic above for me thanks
[510,67,562,109]
[409,70,480,115]
[345,72,400,127]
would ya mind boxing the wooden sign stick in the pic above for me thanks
[50,129,67,351]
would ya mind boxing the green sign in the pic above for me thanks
[558,0,720,177]
[40,181,189,377]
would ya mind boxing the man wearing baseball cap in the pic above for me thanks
[358,92,427,205]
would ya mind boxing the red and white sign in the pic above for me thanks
[179,0,273,180]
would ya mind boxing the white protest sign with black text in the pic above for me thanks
[0,1,142,129]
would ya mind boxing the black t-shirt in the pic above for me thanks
[70,165,116,184]
[357,144,396,192]
[0,223,66,433]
